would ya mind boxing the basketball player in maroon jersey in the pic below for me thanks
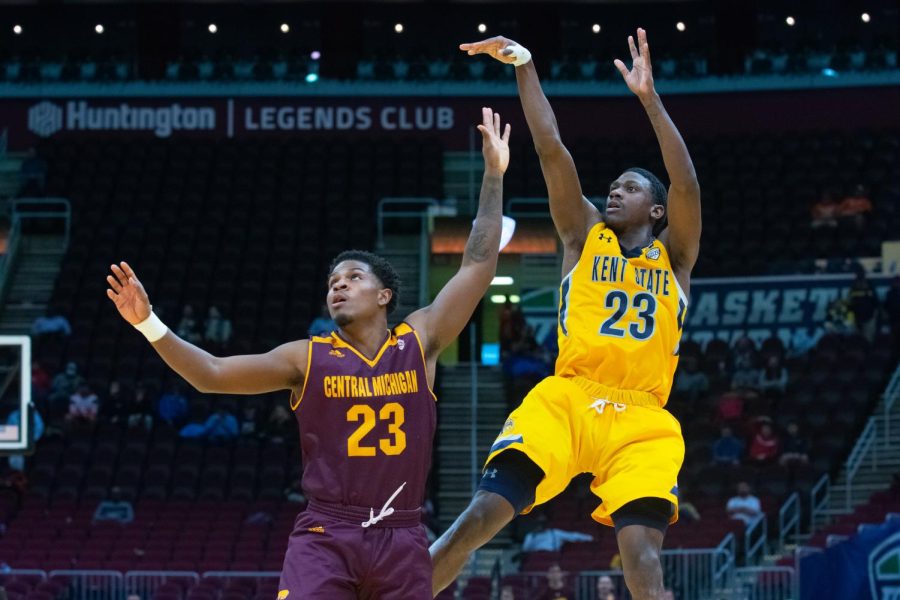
[106,107,512,598]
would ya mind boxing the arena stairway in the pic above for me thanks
[435,364,511,539]
[814,365,900,529]
[0,234,66,334]
[442,151,482,211]
[0,152,25,199]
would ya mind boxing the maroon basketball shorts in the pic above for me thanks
[277,500,431,599]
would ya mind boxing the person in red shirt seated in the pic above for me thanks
[749,421,781,464]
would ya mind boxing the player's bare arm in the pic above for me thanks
[460,36,601,274]
[407,107,508,365]
[616,28,701,293]
[107,261,307,394]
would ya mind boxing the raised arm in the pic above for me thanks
[615,28,701,287]
[407,108,508,358]
[460,37,600,266]
[107,262,306,395]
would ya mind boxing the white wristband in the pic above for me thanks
[134,312,168,343]
[506,44,532,67]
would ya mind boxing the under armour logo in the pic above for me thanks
[599,234,613,243]
[590,398,626,415]
[484,468,498,479]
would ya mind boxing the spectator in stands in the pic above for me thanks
[93,486,134,524]
[521,514,593,553]
[285,480,306,504]
[886,276,900,359]
[18,147,47,195]
[31,360,51,403]
[716,390,745,424]
[267,404,294,443]
[758,355,788,398]
[31,313,71,338]
[838,184,873,229]
[662,589,675,600]
[731,358,760,391]
[677,485,702,523]
[788,327,821,358]
[127,383,154,431]
[748,421,780,464]
[499,299,525,356]
[596,575,617,600]
[733,335,757,365]
[203,407,239,441]
[239,404,261,437]
[175,305,202,343]
[500,585,516,600]
[67,384,99,426]
[810,190,839,228]
[203,305,233,351]
[712,426,744,466]
[535,564,575,600]
[50,361,83,404]
[504,325,552,381]
[307,304,336,338]
[848,270,879,342]
[103,379,129,426]
[779,422,810,466]
[158,382,188,427]
[6,407,43,471]
[726,481,763,528]
[673,354,709,403]
[825,297,854,334]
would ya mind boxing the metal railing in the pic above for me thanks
[735,566,797,600]
[11,197,72,249]
[715,532,737,585]
[0,216,22,306]
[125,571,199,599]
[375,197,437,309]
[661,542,736,600]
[777,493,800,552]
[844,417,878,511]
[48,570,123,600]
[745,515,768,565]
[883,365,900,449]
[576,570,629,599]
[0,568,48,582]
[809,474,830,531]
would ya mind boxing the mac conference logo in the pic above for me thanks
[28,101,64,138]
[869,531,900,599]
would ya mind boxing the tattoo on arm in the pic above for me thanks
[464,173,503,264]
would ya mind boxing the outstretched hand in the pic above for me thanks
[614,28,656,100]
[106,261,152,325]
[477,107,511,175]
[459,36,519,64]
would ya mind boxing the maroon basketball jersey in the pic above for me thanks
[291,322,437,511]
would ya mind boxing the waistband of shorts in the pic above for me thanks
[307,498,422,528]
[569,376,662,408]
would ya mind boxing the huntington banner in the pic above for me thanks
[2,85,899,149]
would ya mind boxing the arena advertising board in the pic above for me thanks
[520,273,895,349]
[800,519,900,599]
[2,85,899,149]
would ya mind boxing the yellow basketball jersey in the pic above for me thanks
[556,222,688,406]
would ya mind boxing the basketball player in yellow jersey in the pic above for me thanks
[431,29,701,600]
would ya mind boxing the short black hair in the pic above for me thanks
[328,250,401,314]
[624,167,668,236]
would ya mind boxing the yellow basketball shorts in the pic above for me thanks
[485,375,684,527]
